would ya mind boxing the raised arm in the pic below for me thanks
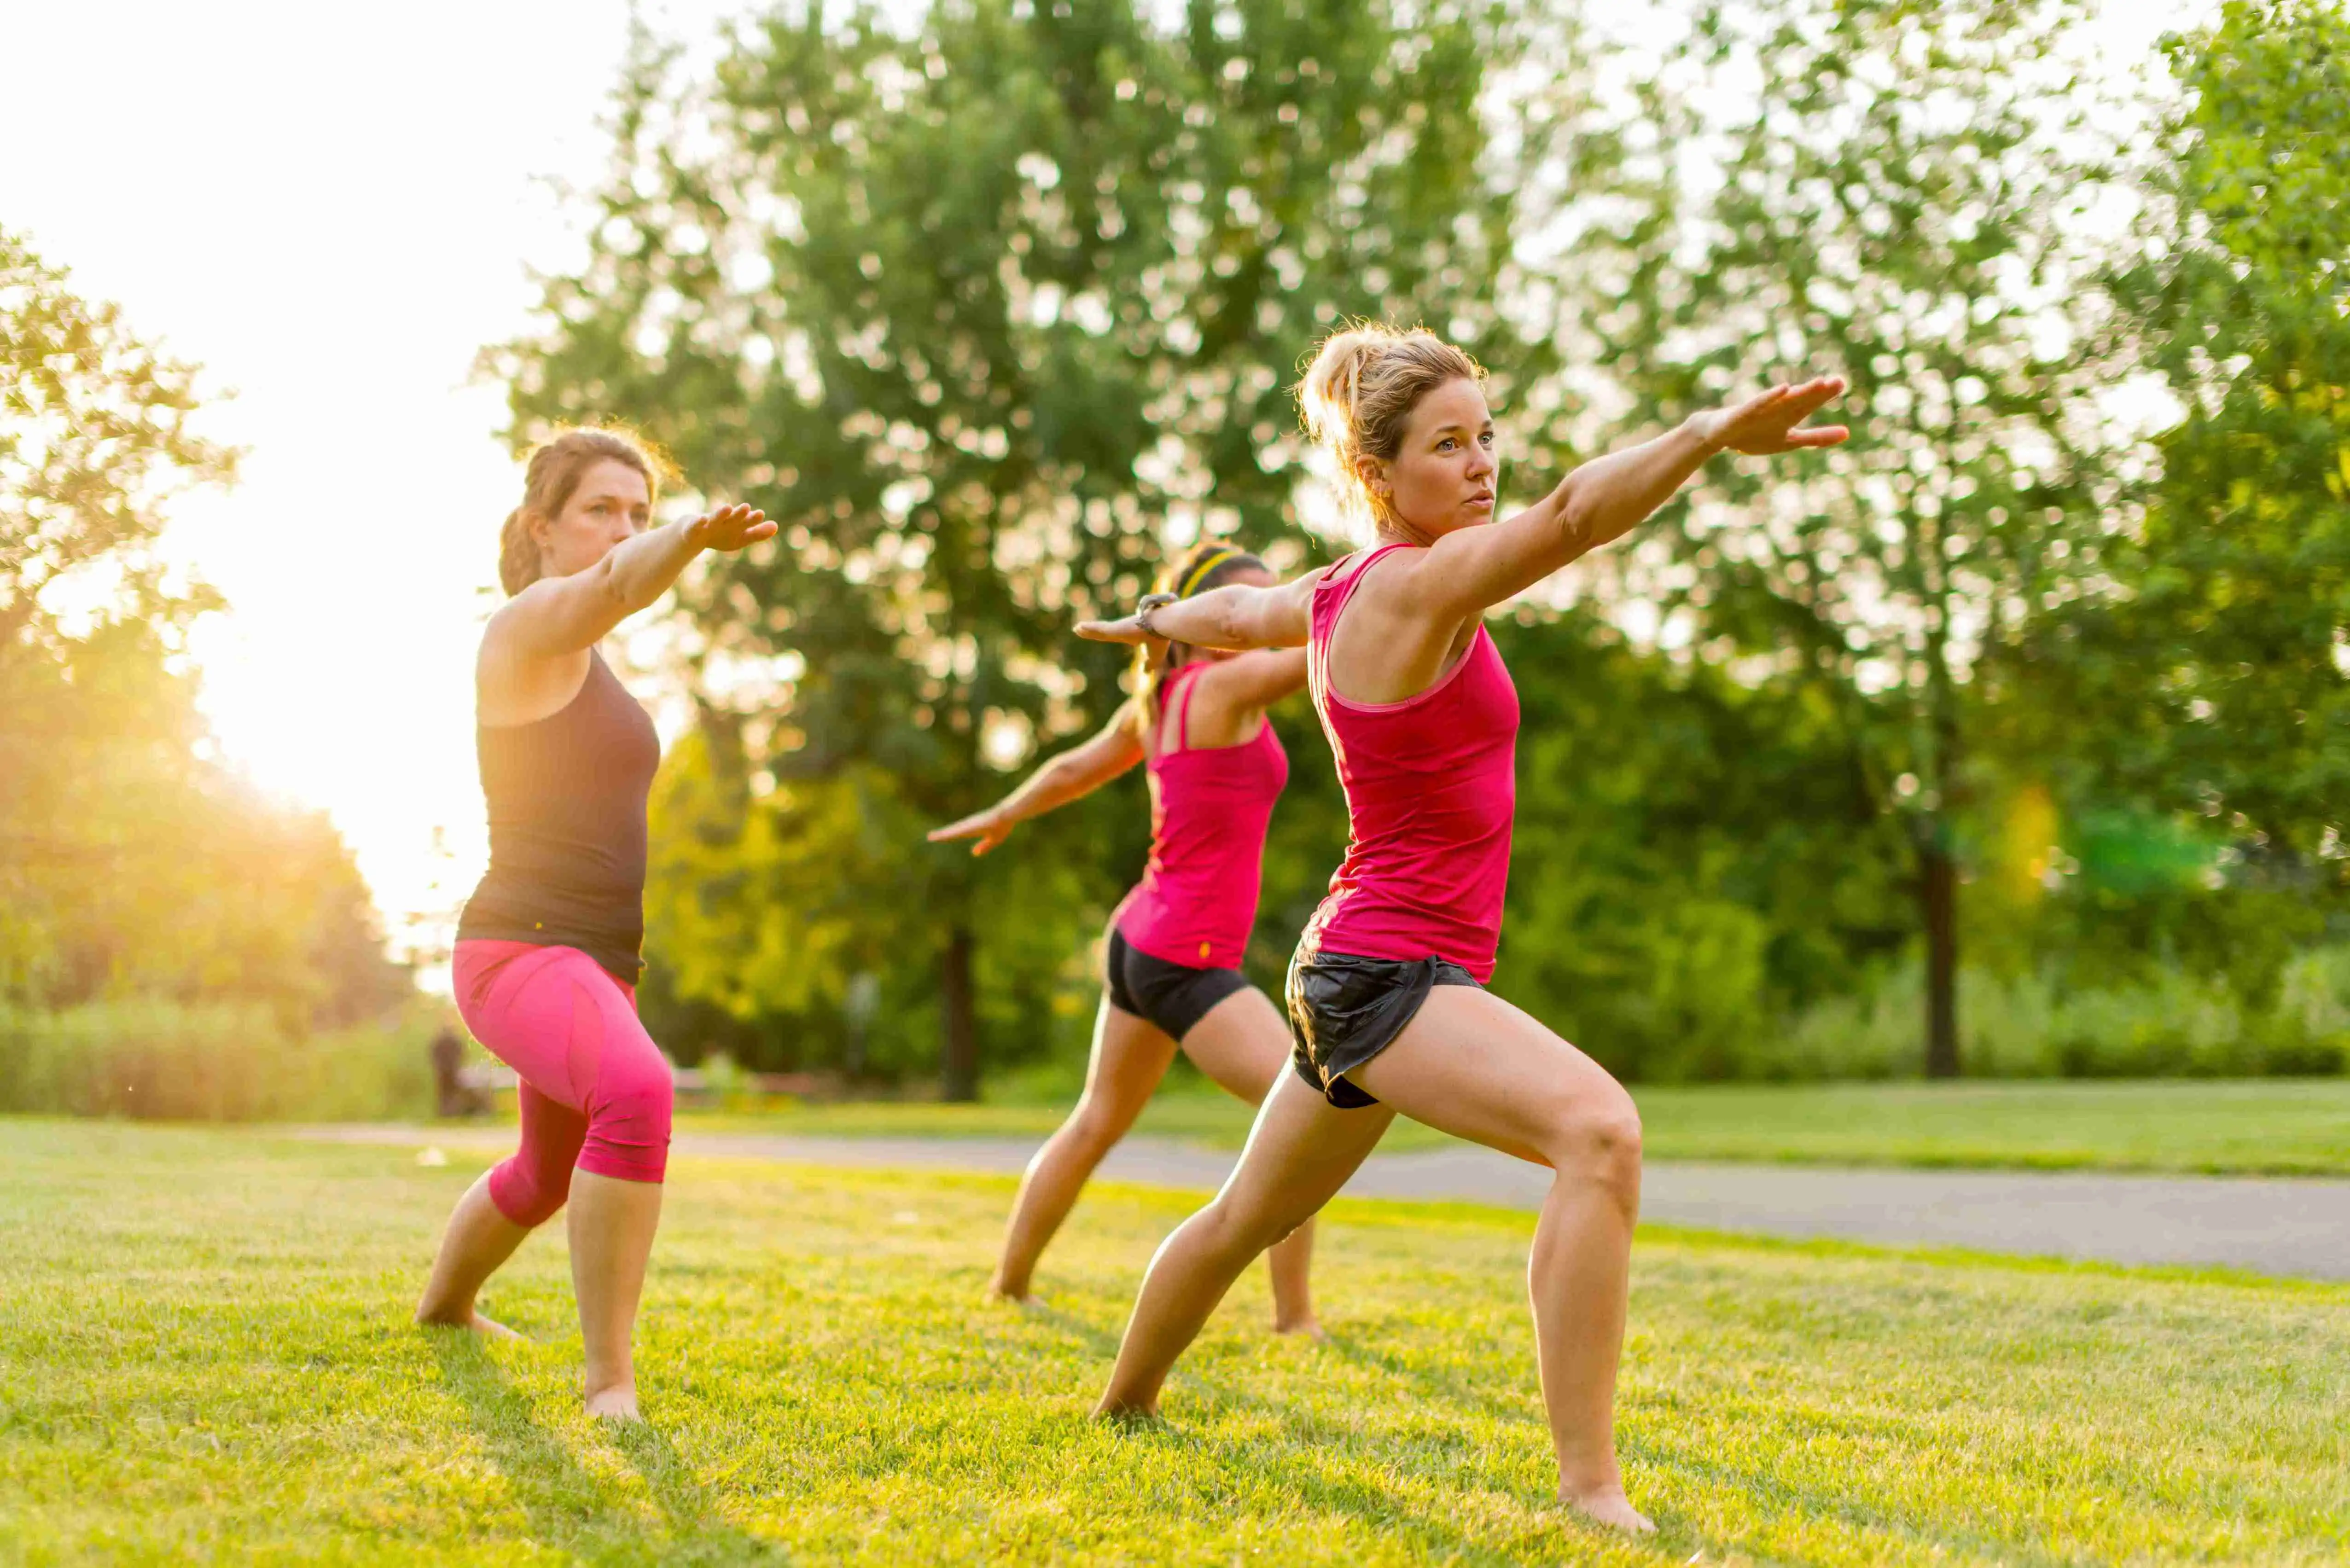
[1416,377,1848,618]
[483,503,774,666]
[1076,570,1317,652]
[927,701,1148,856]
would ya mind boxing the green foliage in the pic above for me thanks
[1588,0,2119,1074]
[0,231,409,1030]
[2013,0,2350,875]
[0,999,441,1121]
[0,227,236,647]
[498,0,1590,1087]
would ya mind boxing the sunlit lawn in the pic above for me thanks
[6,1120,2348,1565]
[675,1075,2350,1176]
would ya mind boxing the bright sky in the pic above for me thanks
[0,0,2205,983]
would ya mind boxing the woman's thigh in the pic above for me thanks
[1348,985,1636,1170]
[1210,1071,1397,1244]
[1078,995,1181,1132]
[1177,986,1291,1104]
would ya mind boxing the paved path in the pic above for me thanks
[301,1125,2350,1282]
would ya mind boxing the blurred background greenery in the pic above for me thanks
[3,0,2343,1117]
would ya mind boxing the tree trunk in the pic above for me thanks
[1920,830,1960,1079]
[940,924,980,1103]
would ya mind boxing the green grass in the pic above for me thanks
[5,1121,2348,1564]
[675,1075,2350,1176]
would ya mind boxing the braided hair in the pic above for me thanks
[497,427,675,595]
[1134,540,1269,735]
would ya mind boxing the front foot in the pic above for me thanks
[1272,1313,1326,1340]
[1091,1394,1162,1424]
[585,1382,641,1422]
[1560,1482,1654,1534]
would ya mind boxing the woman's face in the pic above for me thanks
[1361,377,1498,540]
[533,459,651,579]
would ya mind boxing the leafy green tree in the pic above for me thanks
[0,231,405,1027]
[494,0,1585,1094]
[1592,0,2116,1075]
[2030,0,2349,877]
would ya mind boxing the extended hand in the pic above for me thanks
[1076,592,1175,647]
[1695,377,1850,456]
[685,502,778,553]
[928,809,1013,857]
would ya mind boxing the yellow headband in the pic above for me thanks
[1176,545,1242,599]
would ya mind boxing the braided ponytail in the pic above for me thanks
[495,426,677,595]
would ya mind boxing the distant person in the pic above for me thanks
[413,426,774,1421]
[928,541,1323,1334]
[428,1025,487,1118]
[1076,324,1847,1533]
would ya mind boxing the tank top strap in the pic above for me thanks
[1310,542,1419,696]
[1155,661,1209,758]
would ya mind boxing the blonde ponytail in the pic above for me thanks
[1297,322,1484,534]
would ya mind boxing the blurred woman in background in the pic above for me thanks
[930,541,1323,1333]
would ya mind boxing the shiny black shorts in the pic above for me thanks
[1285,948,1484,1108]
[1105,926,1251,1041]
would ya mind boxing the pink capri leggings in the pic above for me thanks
[453,940,673,1227]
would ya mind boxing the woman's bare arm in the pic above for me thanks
[1076,571,1318,651]
[1412,378,1848,619]
[1192,647,1309,715]
[927,701,1148,856]
[483,504,774,668]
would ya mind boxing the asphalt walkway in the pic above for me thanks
[302,1124,2350,1281]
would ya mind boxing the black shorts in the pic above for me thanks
[1105,926,1251,1041]
[1285,948,1484,1108]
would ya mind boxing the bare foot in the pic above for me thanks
[1272,1314,1326,1340]
[1561,1483,1654,1534]
[585,1383,641,1421]
[417,1306,522,1341]
[986,1278,1038,1307]
[1091,1395,1161,1423]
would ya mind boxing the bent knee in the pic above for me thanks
[489,1156,573,1228]
[1541,1087,1643,1193]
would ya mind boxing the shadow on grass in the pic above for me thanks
[1025,1299,1677,1563]
[429,1331,781,1565]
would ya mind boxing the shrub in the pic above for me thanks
[0,1000,439,1121]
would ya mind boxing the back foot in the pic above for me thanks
[417,1307,523,1341]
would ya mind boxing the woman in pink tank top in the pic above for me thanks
[929,542,1323,1331]
[1076,325,1847,1534]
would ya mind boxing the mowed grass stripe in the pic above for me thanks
[2,1121,2345,1565]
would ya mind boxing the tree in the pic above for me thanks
[494,0,1588,1094]
[0,231,405,1026]
[2035,0,2349,877]
[1591,0,2116,1075]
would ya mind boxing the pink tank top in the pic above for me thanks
[1113,661,1290,969]
[1301,543,1519,981]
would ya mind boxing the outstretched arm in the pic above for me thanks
[927,701,1148,856]
[1076,571,1317,652]
[1416,377,1848,618]
[485,504,775,665]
